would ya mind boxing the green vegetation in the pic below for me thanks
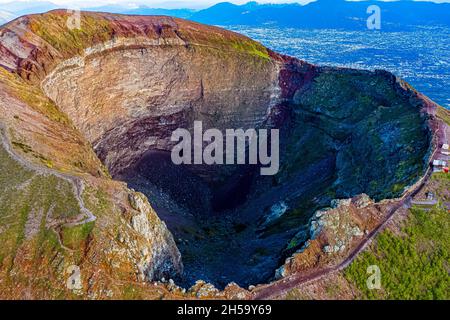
[29,11,271,62]
[11,139,55,168]
[288,71,430,201]
[30,13,113,57]
[391,183,406,194]
[123,284,145,300]
[0,142,81,271]
[61,221,95,250]
[345,206,449,299]
[437,106,450,126]
[0,68,107,176]
[428,173,450,204]
[82,185,111,218]
[229,39,270,59]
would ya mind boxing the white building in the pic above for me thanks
[442,143,450,156]
[433,159,446,166]
[433,159,448,172]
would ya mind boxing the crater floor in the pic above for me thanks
[119,150,311,288]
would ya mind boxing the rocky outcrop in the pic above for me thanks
[276,194,388,279]
[127,191,182,279]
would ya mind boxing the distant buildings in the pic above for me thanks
[432,142,449,173]
[441,143,450,156]
[411,192,437,209]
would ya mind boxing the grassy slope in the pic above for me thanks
[0,138,175,299]
[0,68,107,176]
[0,141,95,297]
[344,205,449,299]
[26,11,270,62]
[437,106,450,126]
[344,109,449,300]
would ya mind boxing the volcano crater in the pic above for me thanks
[34,16,432,289]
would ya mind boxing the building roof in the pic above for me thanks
[433,159,447,166]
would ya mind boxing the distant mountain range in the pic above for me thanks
[0,10,17,25]
[189,0,450,30]
[1,0,450,30]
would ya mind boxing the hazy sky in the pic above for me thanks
[1,0,450,9]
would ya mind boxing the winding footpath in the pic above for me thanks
[0,127,96,237]
[252,119,447,300]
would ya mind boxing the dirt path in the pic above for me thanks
[252,119,446,300]
[0,126,96,230]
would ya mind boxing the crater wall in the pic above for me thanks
[42,39,281,175]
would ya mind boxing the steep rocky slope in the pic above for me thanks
[0,11,440,297]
